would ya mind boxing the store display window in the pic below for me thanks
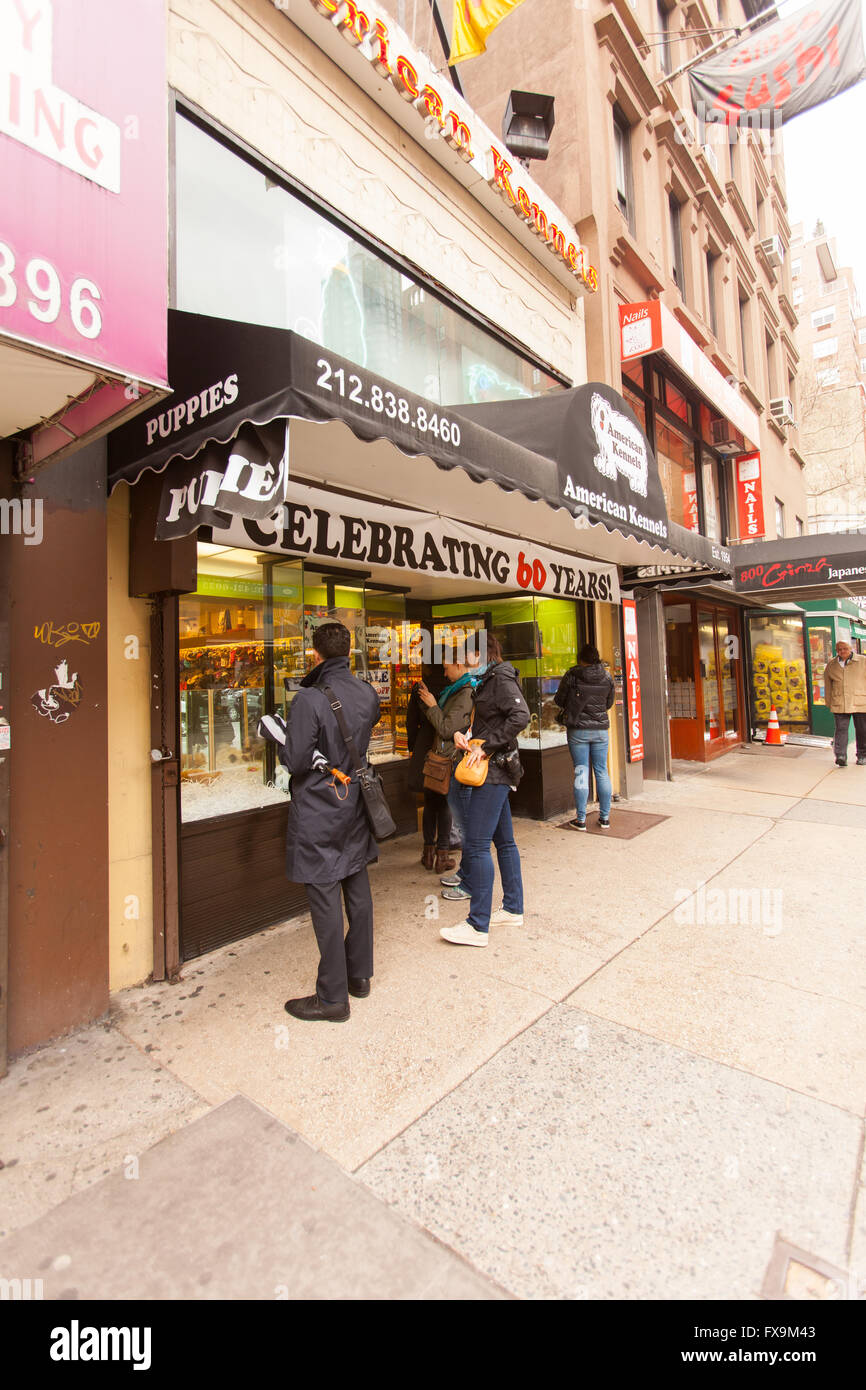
[179,548,426,822]
[747,614,808,728]
[432,595,585,748]
[806,624,833,708]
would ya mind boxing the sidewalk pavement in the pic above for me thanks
[1,740,864,1300]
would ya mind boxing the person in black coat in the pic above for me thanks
[441,635,530,947]
[406,664,455,874]
[281,622,380,1021]
[555,642,616,831]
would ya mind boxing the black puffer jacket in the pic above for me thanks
[554,661,615,730]
[471,660,530,786]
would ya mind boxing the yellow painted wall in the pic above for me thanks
[107,485,154,989]
[595,600,623,799]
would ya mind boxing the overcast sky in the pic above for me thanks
[775,0,866,300]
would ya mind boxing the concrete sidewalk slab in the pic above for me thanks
[0,1096,505,1300]
[0,1026,208,1242]
[638,785,801,820]
[807,766,866,806]
[359,1008,860,1301]
[685,756,834,799]
[782,800,866,830]
[567,818,866,1113]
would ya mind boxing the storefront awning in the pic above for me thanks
[107,310,731,576]
[732,531,866,600]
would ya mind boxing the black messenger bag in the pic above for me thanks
[323,685,397,841]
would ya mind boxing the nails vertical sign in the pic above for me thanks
[622,598,644,762]
[735,452,766,539]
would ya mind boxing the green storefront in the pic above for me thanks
[746,599,866,737]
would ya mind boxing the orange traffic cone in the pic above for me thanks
[708,709,720,740]
[765,705,784,746]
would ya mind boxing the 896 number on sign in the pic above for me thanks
[0,241,102,340]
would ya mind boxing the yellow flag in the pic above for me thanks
[448,0,528,65]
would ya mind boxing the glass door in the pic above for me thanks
[697,609,724,746]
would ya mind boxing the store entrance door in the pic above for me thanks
[665,597,744,760]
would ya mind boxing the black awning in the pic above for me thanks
[107,309,558,501]
[107,309,730,573]
[732,531,866,598]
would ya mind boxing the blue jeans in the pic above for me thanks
[447,780,473,890]
[462,782,524,932]
[567,729,612,821]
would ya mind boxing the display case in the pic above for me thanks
[746,613,809,731]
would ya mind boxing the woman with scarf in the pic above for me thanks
[409,655,475,875]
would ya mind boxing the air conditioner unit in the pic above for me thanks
[710,419,746,455]
[701,143,719,177]
[759,235,784,268]
[770,396,796,427]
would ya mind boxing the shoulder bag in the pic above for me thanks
[454,738,489,787]
[322,685,396,841]
[422,741,453,795]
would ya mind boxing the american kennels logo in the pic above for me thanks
[50,1320,151,1371]
[590,392,648,498]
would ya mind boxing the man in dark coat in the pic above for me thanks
[281,622,380,1021]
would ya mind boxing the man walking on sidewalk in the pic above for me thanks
[280,622,381,1021]
[825,639,866,767]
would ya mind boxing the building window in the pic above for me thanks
[793,287,804,306]
[817,367,841,386]
[669,193,685,298]
[775,498,785,536]
[859,328,866,344]
[812,338,838,360]
[657,0,672,75]
[796,517,804,535]
[175,111,562,405]
[738,288,750,378]
[706,250,719,338]
[765,329,778,401]
[792,259,801,278]
[613,107,635,235]
[811,307,836,329]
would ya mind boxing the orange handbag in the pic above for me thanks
[454,739,489,787]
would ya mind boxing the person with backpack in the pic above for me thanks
[555,642,616,831]
[440,634,529,947]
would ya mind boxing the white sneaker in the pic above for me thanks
[490,907,524,926]
[439,921,489,947]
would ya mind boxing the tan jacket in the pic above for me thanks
[825,654,866,714]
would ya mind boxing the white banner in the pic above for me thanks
[209,483,620,605]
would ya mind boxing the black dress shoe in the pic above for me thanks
[348,977,371,998]
[836,759,847,767]
[284,994,350,1022]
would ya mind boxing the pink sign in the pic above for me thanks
[0,0,168,385]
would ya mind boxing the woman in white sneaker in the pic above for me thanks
[439,635,530,948]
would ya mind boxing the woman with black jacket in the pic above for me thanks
[554,643,616,831]
[440,635,530,948]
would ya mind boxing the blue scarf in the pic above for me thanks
[437,671,475,707]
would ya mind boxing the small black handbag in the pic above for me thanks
[323,685,396,841]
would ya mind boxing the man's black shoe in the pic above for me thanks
[836,758,847,767]
[857,757,866,766]
[284,994,350,1022]
[348,977,371,998]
